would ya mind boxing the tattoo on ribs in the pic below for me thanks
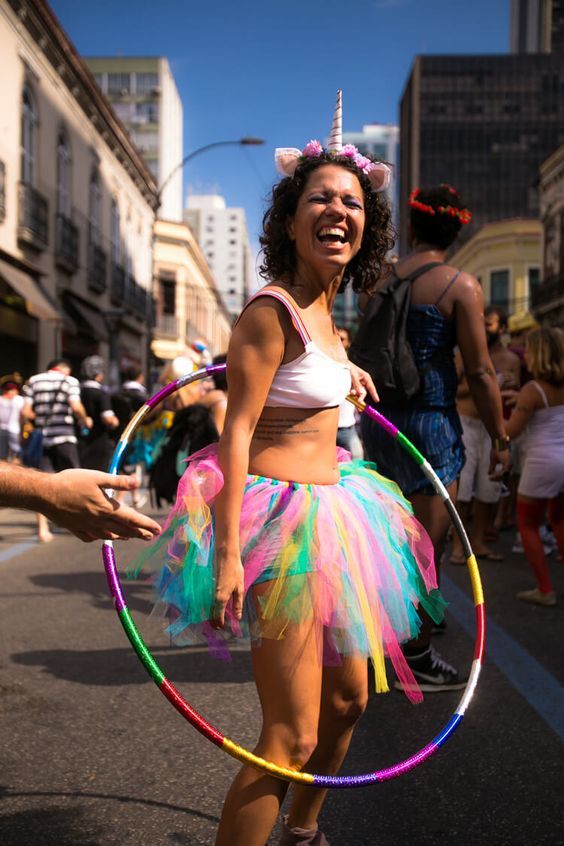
[254,418,320,441]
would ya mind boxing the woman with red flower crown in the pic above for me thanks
[359,183,510,693]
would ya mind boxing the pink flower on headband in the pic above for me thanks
[340,144,358,158]
[302,140,323,157]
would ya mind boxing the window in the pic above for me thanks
[528,266,541,302]
[89,170,102,245]
[111,199,121,265]
[108,73,131,96]
[490,269,509,309]
[21,85,37,186]
[135,102,158,123]
[160,277,176,314]
[56,130,71,217]
[135,73,159,95]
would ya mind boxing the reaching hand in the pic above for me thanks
[39,469,161,543]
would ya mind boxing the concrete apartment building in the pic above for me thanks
[335,123,399,328]
[0,0,158,379]
[86,56,183,222]
[184,195,253,320]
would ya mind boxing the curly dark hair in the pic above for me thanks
[259,154,395,294]
[409,184,469,250]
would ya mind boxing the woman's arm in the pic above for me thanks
[454,274,510,471]
[505,382,541,440]
[211,299,286,628]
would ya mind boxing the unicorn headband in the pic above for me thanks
[274,90,392,193]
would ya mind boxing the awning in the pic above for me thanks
[0,257,61,321]
[63,292,109,342]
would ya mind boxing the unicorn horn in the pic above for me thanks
[327,90,342,152]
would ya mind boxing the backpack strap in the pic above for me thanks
[235,288,312,347]
[435,270,461,307]
[396,261,445,283]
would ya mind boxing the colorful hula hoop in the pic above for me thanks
[103,364,485,787]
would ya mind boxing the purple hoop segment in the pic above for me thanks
[103,364,484,787]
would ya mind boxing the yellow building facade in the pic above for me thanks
[152,219,232,366]
[449,219,542,316]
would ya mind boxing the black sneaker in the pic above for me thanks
[394,647,467,693]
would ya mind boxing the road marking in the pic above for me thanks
[0,542,36,563]
[442,574,564,744]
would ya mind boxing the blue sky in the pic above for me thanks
[51,0,510,266]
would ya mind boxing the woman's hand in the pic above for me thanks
[211,549,245,629]
[348,362,379,405]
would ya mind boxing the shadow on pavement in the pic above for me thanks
[0,805,102,846]
[30,571,154,616]
[11,645,254,686]
[0,785,219,825]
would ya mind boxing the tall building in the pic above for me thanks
[335,124,399,327]
[511,0,564,53]
[86,57,182,221]
[532,142,564,324]
[184,195,253,319]
[399,53,564,252]
[341,123,399,218]
[0,0,157,379]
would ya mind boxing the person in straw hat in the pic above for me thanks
[131,92,447,845]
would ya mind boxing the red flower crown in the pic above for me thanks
[408,186,472,225]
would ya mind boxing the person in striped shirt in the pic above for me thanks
[22,358,91,542]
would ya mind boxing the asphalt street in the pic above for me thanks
[1,504,563,845]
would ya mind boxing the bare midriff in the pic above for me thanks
[248,405,341,485]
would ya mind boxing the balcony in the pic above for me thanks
[18,182,48,250]
[156,313,179,338]
[125,276,148,318]
[87,241,107,293]
[55,213,79,273]
[111,263,126,304]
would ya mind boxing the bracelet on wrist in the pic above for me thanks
[493,435,510,451]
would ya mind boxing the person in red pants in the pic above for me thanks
[506,327,564,606]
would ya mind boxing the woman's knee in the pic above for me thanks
[325,689,368,728]
[260,723,319,770]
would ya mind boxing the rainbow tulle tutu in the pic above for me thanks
[130,445,446,703]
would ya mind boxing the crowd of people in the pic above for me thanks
[3,92,564,846]
[0,351,227,542]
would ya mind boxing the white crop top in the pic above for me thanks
[238,288,352,409]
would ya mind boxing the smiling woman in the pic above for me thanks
[132,92,447,846]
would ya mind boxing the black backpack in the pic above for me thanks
[149,403,219,506]
[349,262,445,406]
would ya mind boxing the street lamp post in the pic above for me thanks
[157,136,265,207]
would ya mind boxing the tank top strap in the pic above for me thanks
[434,270,461,307]
[531,380,550,408]
[235,288,312,347]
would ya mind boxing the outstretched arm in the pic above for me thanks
[0,463,161,542]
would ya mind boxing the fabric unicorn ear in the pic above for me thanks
[275,147,303,177]
[327,90,342,152]
[366,162,392,193]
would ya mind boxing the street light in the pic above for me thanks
[157,137,265,205]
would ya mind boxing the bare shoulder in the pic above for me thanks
[451,269,484,311]
[233,292,290,342]
[518,380,543,410]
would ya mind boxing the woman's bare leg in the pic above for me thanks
[287,654,368,830]
[215,614,324,846]
[407,481,457,649]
